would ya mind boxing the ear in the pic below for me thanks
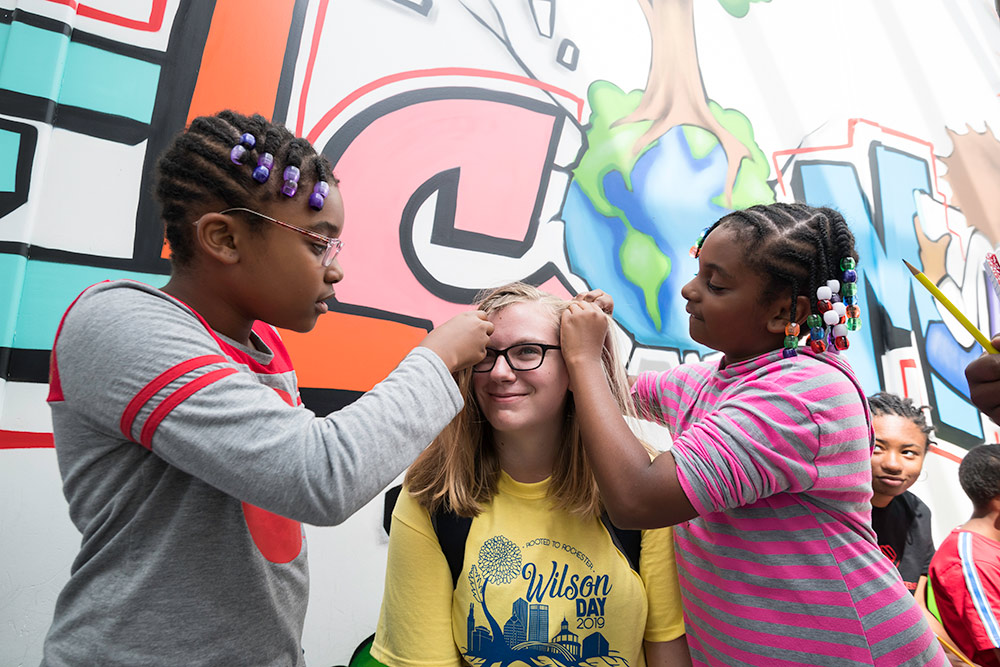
[192,212,241,265]
[765,295,812,335]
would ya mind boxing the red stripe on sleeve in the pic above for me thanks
[121,356,229,442]
[138,367,238,450]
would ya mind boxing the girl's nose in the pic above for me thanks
[490,354,517,380]
[681,276,698,301]
[325,257,344,284]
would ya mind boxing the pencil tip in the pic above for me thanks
[902,259,919,275]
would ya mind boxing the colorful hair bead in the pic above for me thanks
[841,257,856,271]
[809,326,825,342]
[833,323,848,338]
[843,295,858,307]
[252,152,274,183]
[842,268,858,283]
[841,282,858,297]
[807,314,823,329]
[229,133,256,165]
[834,335,850,350]
[823,309,840,326]
[308,180,330,210]
[832,302,847,323]
[810,337,827,353]
[847,317,862,331]
[846,305,860,318]
[785,322,800,337]
[817,285,833,301]
[281,166,300,197]
[817,300,833,314]
[827,279,841,294]
[782,347,798,359]
[691,227,711,258]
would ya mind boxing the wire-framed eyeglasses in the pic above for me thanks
[472,343,561,373]
[219,207,344,267]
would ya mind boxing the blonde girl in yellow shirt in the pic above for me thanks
[373,283,690,667]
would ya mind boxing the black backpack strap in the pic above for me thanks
[383,484,403,536]
[600,511,642,574]
[431,508,473,588]
[383,484,472,587]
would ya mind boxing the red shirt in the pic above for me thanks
[929,529,1000,667]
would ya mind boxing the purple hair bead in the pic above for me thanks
[252,152,274,183]
[782,347,798,359]
[308,180,329,210]
[230,144,247,164]
[281,166,300,197]
[240,133,256,149]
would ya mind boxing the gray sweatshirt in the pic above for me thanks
[41,280,463,666]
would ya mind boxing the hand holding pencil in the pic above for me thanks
[903,259,998,354]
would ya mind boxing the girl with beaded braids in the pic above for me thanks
[41,110,493,666]
[560,203,947,666]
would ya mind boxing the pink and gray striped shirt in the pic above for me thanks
[633,348,945,666]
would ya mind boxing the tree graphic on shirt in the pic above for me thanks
[469,536,523,657]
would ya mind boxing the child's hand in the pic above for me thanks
[967,335,1000,423]
[419,311,494,373]
[574,289,614,315]
[560,301,610,368]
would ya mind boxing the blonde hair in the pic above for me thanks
[405,282,646,519]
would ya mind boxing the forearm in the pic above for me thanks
[569,358,696,528]
[644,637,692,667]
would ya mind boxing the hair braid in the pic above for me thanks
[154,110,336,267]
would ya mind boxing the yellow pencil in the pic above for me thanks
[904,259,998,354]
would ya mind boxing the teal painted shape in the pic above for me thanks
[0,253,28,348]
[0,22,11,67]
[931,373,984,440]
[60,42,160,123]
[0,129,21,192]
[0,22,68,101]
[11,261,168,350]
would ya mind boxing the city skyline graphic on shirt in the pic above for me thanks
[462,535,626,667]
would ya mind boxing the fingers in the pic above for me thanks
[574,289,614,315]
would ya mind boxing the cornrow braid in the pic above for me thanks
[154,109,336,266]
[701,203,860,356]
[867,392,934,448]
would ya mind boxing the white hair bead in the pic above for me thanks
[827,279,841,293]
[833,323,848,338]
[817,286,832,301]
[824,310,840,326]
[833,302,847,317]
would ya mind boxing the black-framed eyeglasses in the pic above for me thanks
[472,343,561,373]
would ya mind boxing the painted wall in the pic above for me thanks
[2,0,999,663]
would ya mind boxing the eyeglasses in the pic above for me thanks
[472,343,561,373]
[219,207,344,266]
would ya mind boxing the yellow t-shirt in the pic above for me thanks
[372,472,685,667]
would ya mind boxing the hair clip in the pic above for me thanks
[252,152,274,183]
[309,180,330,210]
[689,227,711,258]
[230,132,256,165]
[281,166,300,197]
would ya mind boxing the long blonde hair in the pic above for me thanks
[405,282,645,519]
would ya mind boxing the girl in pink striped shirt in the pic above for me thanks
[561,203,946,666]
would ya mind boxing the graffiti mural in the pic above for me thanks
[2,0,1000,662]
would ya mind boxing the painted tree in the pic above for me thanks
[616,0,771,205]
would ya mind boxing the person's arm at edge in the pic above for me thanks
[966,334,1000,424]
[915,576,980,666]
[644,638,692,667]
[561,301,697,529]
